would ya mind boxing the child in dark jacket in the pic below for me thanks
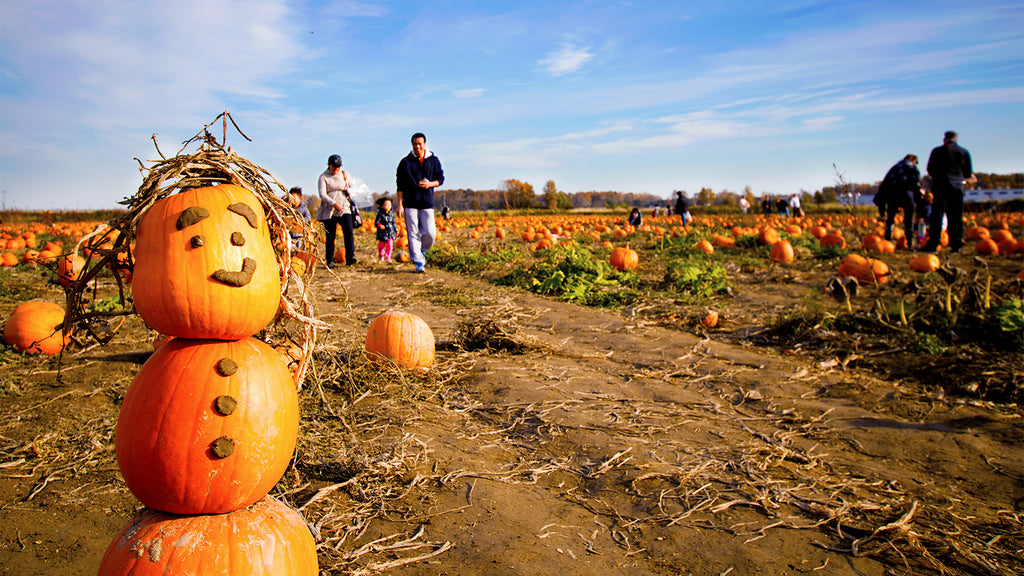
[374,197,398,263]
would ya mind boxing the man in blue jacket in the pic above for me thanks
[922,131,974,254]
[396,132,445,273]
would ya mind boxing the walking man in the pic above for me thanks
[922,131,974,254]
[396,133,445,273]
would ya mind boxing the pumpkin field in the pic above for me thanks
[1,200,1023,575]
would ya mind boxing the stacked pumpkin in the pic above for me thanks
[98,185,317,575]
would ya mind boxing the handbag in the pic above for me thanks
[344,186,363,227]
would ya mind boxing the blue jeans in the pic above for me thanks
[403,208,435,266]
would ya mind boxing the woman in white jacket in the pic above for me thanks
[315,154,356,267]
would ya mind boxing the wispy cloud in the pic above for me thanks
[540,43,595,76]
[452,88,487,99]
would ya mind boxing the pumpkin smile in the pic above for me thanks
[210,256,257,287]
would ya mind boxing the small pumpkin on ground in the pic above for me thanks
[3,301,69,355]
[769,239,795,263]
[908,253,941,273]
[365,310,435,371]
[609,244,638,271]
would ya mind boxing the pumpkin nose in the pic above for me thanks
[211,257,257,287]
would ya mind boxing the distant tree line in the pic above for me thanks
[345,172,1022,213]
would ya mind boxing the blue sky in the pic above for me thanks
[1,0,1021,210]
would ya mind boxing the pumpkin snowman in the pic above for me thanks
[100,184,315,574]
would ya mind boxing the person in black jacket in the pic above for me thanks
[879,154,922,244]
[674,191,692,226]
[922,131,974,253]
[396,133,445,273]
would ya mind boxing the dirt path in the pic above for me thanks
[1,262,1021,575]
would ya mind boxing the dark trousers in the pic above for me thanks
[885,193,915,242]
[925,187,964,251]
[322,214,355,264]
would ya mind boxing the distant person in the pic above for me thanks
[396,132,445,273]
[315,154,357,268]
[675,191,692,226]
[287,186,311,246]
[373,196,398,263]
[914,190,933,249]
[739,196,750,214]
[627,207,643,228]
[761,196,772,216]
[775,196,789,218]
[789,194,804,218]
[441,204,451,221]
[878,154,921,244]
[922,131,974,254]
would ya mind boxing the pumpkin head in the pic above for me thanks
[610,245,638,271]
[3,301,69,355]
[365,310,435,371]
[97,496,318,576]
[115,337,299,514]
[133,185,281,340]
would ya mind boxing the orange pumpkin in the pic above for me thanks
[115,337,299,514]
[965,226,990,241]
[990,229,1014,244]
[133,185,282,340]
[701,310,719,328]
[97,496,318,576]
[820,233,846,249]
[837,254,889,284]
[610,245,639,270]
[769,239,795,263]
[908,253,940,273]
[694,240,714,255]
[711,235,735,248]
[3,301,69,355]
[975,238,999,256]
[872,239,896,254]
[757,227,780,246]
[365,310,435,371]
[56,253,86,286]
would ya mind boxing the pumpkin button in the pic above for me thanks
[214,395,237,415]
[210,436,235,458]
[230,231,246,246]
[216,357,238,376]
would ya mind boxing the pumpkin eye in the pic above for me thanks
[230,232,246,246]
[177,206,210,230]
[227,203,259,229]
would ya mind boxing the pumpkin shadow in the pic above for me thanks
[80,350,152,365]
